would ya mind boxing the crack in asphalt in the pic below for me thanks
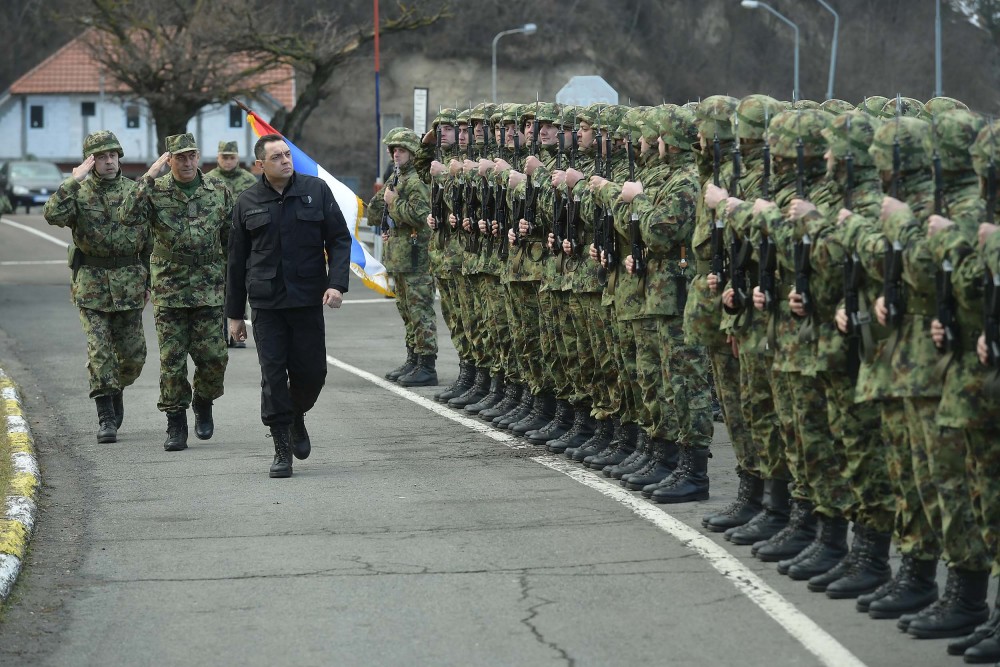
[518,572,574,666]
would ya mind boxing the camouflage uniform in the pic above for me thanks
[206,141,258,196]
[43,130,151,403]
[118,133,232,414]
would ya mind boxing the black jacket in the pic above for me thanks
[226,172,351,316]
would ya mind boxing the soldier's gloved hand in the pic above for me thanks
[589,243,599,262]
[728,334,740,359]
[144,152,171,180]
[449,159,463,177]
[518,219,530,235]
[722,287,735,309]
[927,214,954,238]
[624,255,635,274]
[979,222,1000,248]
[73,155,95,182]
[788,198,816,221]
[491,221,500,236]
[478,159,495,177]
[588,175,608,192]
[600,249,608,268]
[381,231,389,242]
[752,286,766,312]
[449,213,458,229]
[978,333,989,366]
[705,183,728,209]
[228,318,247,344]
[874,296,888,327]
[323,288,343,309]
[880,196,909,221]
[508,171,525,189]
[463,159,477,175]
[426,214,437,230]
[835,307,848,334]
[930,318,946,349]
[789,289,806,317]
[707,272,720,293]
[551,170,566,188]
[493,158,512,172]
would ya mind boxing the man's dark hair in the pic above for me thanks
[254,134,285,161]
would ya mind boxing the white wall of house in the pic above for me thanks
[0,94,276,166]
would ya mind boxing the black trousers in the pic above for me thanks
[251,306,327,426]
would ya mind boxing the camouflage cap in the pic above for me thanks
[617,106,650,140]
[597,104,624,132]
[500,103,522,124]
[735,95,783,141]
[166,133,198,154]
[822,110,882,167]
[218,141,239,155]
[432,108,458,129]
[924,109,985,172]
[970,120,1000,178]
[470,102,497,123]
[924,96,970,116]
[820,99,855,115]
[768,109,830,158]
[682,101,699,112]
[695,95,738,141]
[577,104,600,127]
[489,103,507,125]
[383,127,422,155]
[877,96,927,120]
[535,102,560,124]
[856,96,889,117]
[639,104,676,143]
[558,105,578,129]
[83,130,123,159]
[792,99,821,111]
[869,116,931,173]
[662,106,699,151]
[455,108,472,125]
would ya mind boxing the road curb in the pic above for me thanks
[0,368,40,602]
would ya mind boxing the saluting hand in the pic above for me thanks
[73,155,95,182]
[323,288,343,309]
[145,152,170,180]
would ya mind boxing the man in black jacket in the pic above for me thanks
[226,133,352,478]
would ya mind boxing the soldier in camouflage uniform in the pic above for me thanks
[118,133,233,451]
[43,130,152,444]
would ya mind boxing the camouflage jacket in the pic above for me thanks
[43,173,151,311]
[630,151,698,318]
[381,161,432,274]
[206,167,258,198]
[596,147,638,312]
[721,145,765,347]
[564,148,600,293]
[506,146,556,283]
[118,170,233,308]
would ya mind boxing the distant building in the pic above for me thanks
[0,29,295,173]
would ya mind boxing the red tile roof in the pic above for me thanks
[9,29,296,110]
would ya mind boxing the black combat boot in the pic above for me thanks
[526,400,573,445]
[481,381,520,421]
[291,412,311,460]
[547,405,595,454]
[465,370,505,414]
[568,418,614,461]
[436,360,474,403]
[703,469,764,532]
[95,395,117,443]
[511,393,556,436]
[495,387,534,429]
[398,355,438,387]
[951,584,1000,662]
[726,478,791,545]
[808,523,864,593]
[163,410,188,452]
[867,556,938,619]
[651,448,711,504]
[192,396,214,440]
[449,367,489,408]
[785,516,849,580]
[624,439,679,491]
[269,424,293,478]
[905,568,990,639]
[385,345,417,381]
[584,421,638,470]
[111,389,124,429]
[824,528,892,598]
[607,432,650,479]
[754,500,817,562]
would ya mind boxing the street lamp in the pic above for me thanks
[491,23,538,103]
[935,0,943,96]
[815,0,839,100]
[741,0,800,102]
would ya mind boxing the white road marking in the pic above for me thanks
[0,260,65,266]
[1,218,70,248]
[325,353,868,667]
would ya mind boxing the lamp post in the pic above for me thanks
[814,0,839,100]
[741,0,800,102]
[935,0,943,96]
[491,23,538,103]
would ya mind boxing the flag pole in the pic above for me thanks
[374,0,383,194]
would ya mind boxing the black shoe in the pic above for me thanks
[269,424,293,478]
[948,587,1000,659]
[704,470,764,532]
[906,568,990,639]
[584,422,638,469]
[449,368,490,408]
[867,556,939,619]
[95,395,117,443]
[785,516,849,580]
[436,361,474,403]
[825,528,892,598]
[754,501,816,562]
[495,389,533,429]
[548,408,596,454]
[726,478,791,545]
[192,397,214,440]
[466,371,505,414]
[511,393,556,436]
[651,448,711,504]
[163,410,188,451]
[480,381,521,421]
[809,524,865,593]
[525,400,573,445]
[111,390,124,429]
[606,439,649,479]
[624,441,679,490]
[398,354,438,387]
[386,346,417,381]
[291,413,311,460]
[567,419,614,461]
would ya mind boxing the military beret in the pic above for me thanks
[218,141,239,155]
[166,133,198,154]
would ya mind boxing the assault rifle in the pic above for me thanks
[883,99,905,328]
[552,124,565,256]
[627,129,644,275]
[432,124,448,250]
[728,123,747,310]
[793,136,813,317]
[710,132,727,288]
[931,118,959,352]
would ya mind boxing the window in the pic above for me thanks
[229,105,243,128]
[126,105,140,129]
[29,105,44,128]
[81,102,96,117]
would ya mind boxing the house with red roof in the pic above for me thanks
[0,30,295,173]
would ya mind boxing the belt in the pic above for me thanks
[152,245,221,266]
[79,253,142,268]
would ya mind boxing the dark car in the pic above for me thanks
[0,160,64,214]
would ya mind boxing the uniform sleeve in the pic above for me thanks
[322,183,353,294]
[117,175,156,228]
[388,177,431,231]
[225,199,250,319]
[42,177,82,228]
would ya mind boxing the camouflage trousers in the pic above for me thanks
[658,317,712,449]
[392,272,437,356]
[565,292,596,409]
[964,427,1000,574]
[612,311,641,427]
[501,283,523,385]
[737,348,775,478]
[79,307,147,398]
[917,420,990,571]
[471,274,497,370]
[539,290,571,400]
[480,275,510,376]
[453,274,479,365]
[580,294,616,421]
[508,281,544,394]
[632,318,661,436]
[711,347,755,471]
[153,305,227,413]
[883,399,941,561]
[788,371,850,519]
[437,277,468,361]
[771,371,809,500]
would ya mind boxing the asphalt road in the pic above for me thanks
[0,213,979,667]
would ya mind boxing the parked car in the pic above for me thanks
[0,160,64,214]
